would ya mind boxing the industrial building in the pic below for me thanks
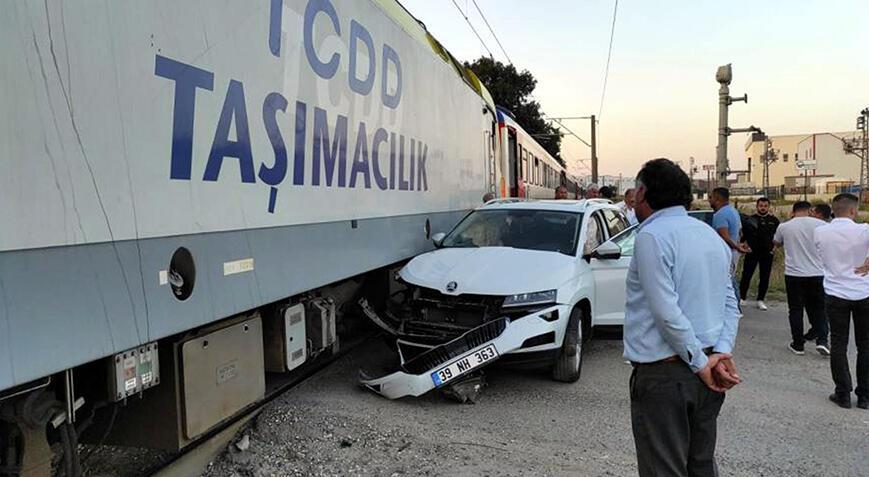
[743,131,862,198]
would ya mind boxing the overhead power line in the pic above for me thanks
[471,0,512,64]
[546,115,592,148]
[598,0,619,119]
[450,0,495,59]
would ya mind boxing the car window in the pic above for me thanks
[442,209,582,255]
[583,212,605,256]
[602,209,628,237]
[611,226,637,257]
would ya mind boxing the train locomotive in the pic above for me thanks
[0,0,578,473]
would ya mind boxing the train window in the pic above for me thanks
[525,151,530,182]
[520,147,527,180]
[534,158,539,185]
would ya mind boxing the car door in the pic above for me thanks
[588,211,636,326]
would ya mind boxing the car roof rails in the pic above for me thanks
[483,198,534,205]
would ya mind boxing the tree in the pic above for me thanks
[465,57,563,164]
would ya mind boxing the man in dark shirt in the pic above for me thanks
[740,197,780,310]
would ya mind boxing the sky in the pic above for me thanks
[402,0,869,178]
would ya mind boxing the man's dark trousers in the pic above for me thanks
[784,275,828,346]
[826,295,869,399]
[739,252,773,301]
[630,362,725,477]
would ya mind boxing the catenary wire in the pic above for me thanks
[471,0,512,64]
[598,0,619,119]
[451,0,495,59]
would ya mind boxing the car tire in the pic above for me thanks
[581,307,594,343]
[552,307,584,383]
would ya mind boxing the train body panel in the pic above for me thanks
[0,0,494,392]
[496,107,564,199]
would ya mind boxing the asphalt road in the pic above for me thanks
[205,303,869,477]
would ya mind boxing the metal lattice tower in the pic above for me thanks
[761,138,778,197]
[843,108,869,202]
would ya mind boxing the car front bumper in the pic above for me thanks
[359,304,569,399]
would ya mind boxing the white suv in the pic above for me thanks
[360,199,639,399]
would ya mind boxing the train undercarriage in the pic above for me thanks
[0,269,397,477]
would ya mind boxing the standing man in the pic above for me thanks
[773,201,828,356]
[625,159,741,476]
[586,183,600,199]
[619,188,638,225]
[554,185,569,200]
[814,193,869,410]
[482,192,496,203]
[739,197,780,310]
[710,187,750,304]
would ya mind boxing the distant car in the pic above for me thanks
[359,199,634,399]
[688,210,715,227]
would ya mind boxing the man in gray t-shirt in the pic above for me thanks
[773,201,828,356]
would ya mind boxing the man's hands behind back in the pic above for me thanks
[698,353,742,392]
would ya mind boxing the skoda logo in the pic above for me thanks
[445,281,458,292]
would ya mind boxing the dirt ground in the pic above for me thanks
[202,303,869,477]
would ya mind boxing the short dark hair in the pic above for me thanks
[636,158,693,210]
[833,193,859,204]
[832,193,859,216]
[599,186,615,199]
[712,187,730,200]
[812,203,832,220]
[756,197,770,205]
[792,201,812,212]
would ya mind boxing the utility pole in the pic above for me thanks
[715,64,757,188]
[590,115,598,184]
[757,132,777,198]
[702,164,715,198]
[842,107,869,203]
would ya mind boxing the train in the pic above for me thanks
[496,106,584,200]
[0,0,579,474]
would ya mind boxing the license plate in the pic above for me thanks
[431,344,499,387]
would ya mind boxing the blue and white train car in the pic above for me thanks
[0,0,503,469]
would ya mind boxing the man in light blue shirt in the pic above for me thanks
[711,187,750,309]
[625,159,741,477]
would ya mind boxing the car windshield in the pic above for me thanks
[441,209,582,255]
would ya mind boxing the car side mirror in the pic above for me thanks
[432,232,446,248]
[591,240,622,260]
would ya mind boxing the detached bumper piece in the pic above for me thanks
[402,318,506,374]
[360,318,513,399]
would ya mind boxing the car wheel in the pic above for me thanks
[552,307,584,383]
[581,307,594,343]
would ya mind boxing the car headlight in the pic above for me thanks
[502,290,557,308]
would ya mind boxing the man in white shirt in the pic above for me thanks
[617,188,638,225]
[773,201,829,356]
[814,193,869,410]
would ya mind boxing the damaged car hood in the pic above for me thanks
[399,247,576,297]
